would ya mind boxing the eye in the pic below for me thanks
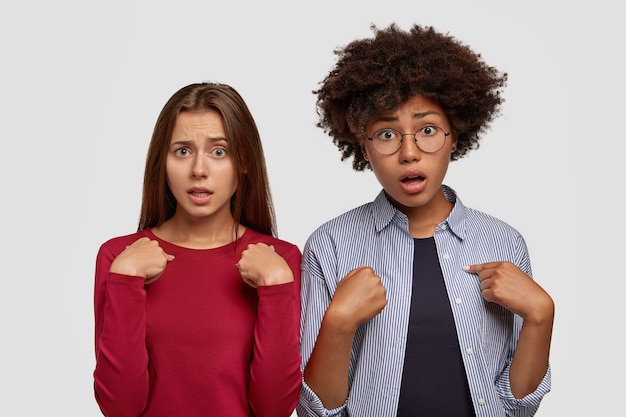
[374,129,399,142]
[419,126,438,137]
[211,147,227,158]
[174,148,190,156]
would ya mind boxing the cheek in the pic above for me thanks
[226,167,239,189]
[164,161,186,188]
[434,156,452,178]
[367,158,393,185]
[211,162,238,187]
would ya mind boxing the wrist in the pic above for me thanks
[110,259,146,278]
[256,269,294,286]
[523,296,555,326]
[323,304,359,335]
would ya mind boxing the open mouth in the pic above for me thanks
[189,191,212,198]
[401,175,425,183]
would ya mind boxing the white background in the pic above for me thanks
[0,0,622,415]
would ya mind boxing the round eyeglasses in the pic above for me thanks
[366,125,450,155]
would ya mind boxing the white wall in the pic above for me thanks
[0,0,622,415]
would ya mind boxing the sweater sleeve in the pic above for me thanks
[248,244,302,417]
[93,242,150,417]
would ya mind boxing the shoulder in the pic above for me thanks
[304,201,376,255]
[463,206,523,239]
[98,230,150,257]
[457,205,529,260]
[312,202,374,237]
[243,228,301,256]
[447,185,523,240]
[458,205,532,269]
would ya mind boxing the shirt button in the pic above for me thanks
[466,347,474,355]
[441,224,448,230]
[478,398,486,406]
[443,253,450,260]
[455,297,462,304]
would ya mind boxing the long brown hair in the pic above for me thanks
[138,82,277,237]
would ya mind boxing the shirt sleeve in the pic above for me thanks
[248,244,303,417]
[93,242,150,417]
[297,379,348,417]
[496,360,552,416]
[296,232,348,417]
[494,233,552,416]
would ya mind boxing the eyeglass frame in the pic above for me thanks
[365,125,451,155]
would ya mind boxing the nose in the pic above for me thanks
[191,154,208,178]
[398,134,421,162]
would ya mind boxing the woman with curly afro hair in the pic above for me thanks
[297,24,553,417]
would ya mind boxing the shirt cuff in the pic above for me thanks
[299,378,347,417]
[497,364,552,410]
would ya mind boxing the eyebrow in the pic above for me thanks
[170,136,229,146]
[371,111,441,123]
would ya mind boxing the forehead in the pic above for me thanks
[367,94,447,125]
[171,110,226,139]
[174,109,223,127]
[385,95,444,116]
[402,95,444,112]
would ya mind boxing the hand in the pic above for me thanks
[464,262,554,324]
[325,266,387,333]
[110,237,175,284]
[236,243,293,288]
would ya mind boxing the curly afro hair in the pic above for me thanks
[314,23,508,171]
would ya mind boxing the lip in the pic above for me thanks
[187,187,213,204]
[398,169,427,194]
[399,169,426,182]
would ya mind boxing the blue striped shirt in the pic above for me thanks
[297,185,551,417]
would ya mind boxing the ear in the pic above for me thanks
[450,137,458,153]
[361,143,369,161]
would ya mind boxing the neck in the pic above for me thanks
[393,191,453,238]
[153,213,243,249]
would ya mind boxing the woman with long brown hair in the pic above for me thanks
[93,82,301,417]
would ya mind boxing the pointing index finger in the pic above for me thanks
[463,262,500,274]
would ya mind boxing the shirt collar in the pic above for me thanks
[371,190,400,232]
[371,184,467,240]
[441,185,467,240]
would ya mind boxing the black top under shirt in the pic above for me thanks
[396,237,475,417]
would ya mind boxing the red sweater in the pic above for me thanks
[93,228,302,417]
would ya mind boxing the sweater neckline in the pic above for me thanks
[142,227,251,255]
